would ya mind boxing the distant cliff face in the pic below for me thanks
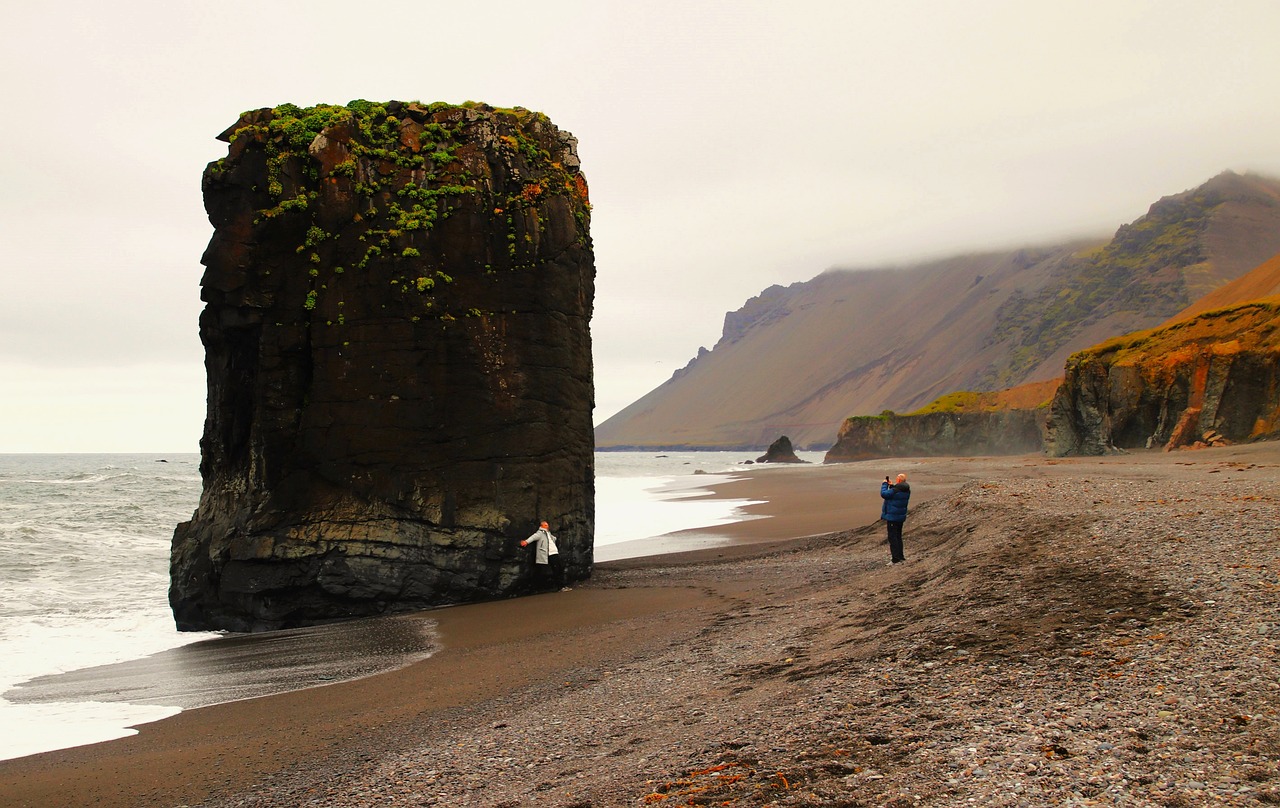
[171,101,595,632]
[824,410,1046,463]
[596,172,1280,451]
[1045,299,1280,456]
[824,380,1058,462]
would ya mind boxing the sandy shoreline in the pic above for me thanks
[2,445,1278,806]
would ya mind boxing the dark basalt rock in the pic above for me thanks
[824,410,1046,462]
[756,435,806,463]
[171,101,595,632]
[1044,299,1280,456]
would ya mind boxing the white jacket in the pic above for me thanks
[525,527,559,564]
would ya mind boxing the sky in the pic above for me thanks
[3,1,1280,452]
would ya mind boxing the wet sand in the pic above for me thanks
[7,613,439,711]
[0,458,970,807]
[0,585,721,807]
[4,447,1275,806]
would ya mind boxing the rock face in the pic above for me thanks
[756,435,806,463]
[171,101,595,632]
[1045,298,1280,456]
[823,380,1059,462]
[824,410,1046,462]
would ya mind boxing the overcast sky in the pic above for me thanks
[3,1,1280,452]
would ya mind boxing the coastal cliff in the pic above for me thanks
[824,380,1057,462]
[171,101,595,632]
[1044,298,1280,456]
[824,410,1046,462]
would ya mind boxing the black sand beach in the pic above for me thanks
[2,444,1278,806]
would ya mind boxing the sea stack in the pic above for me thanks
[171,101,595,632]
[756,435,807,463]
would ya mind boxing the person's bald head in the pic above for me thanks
[896,473,907,483]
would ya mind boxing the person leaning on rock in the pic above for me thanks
[880,473,911,564]
[520,520,570,591]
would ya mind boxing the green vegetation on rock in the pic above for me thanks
[980,190,1226,387]
[209,99,591,322]
[1067,296,1280,369]
[906,382,1058,416]
[908,391,982,415]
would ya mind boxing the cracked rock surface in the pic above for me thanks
[171,101,595,632]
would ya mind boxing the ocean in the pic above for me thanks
[0,450,822,761]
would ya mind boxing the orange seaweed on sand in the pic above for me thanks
[641,761,761,804]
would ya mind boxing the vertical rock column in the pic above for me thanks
[171,101,595,632]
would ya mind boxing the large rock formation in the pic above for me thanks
[824,379,1058,462]
[1045,298,1280,456]
[824,410,1046,462]
[756,435,806,463]
[171,101,595,632]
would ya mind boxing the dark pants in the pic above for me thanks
[535,554,565,589]
[886,521,905,563]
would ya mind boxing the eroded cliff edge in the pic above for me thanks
[1045,298,1280,456]
[171,101,595,632]
[823,380,1058,462]
[824,410,1046,463]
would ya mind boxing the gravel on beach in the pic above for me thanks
[184,446,1280,807]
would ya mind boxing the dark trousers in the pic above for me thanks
[536,555,565,589]
[886,521,905,563]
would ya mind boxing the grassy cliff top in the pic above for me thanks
[203,99,591,321]
[906,378,1061,416]
[221,99,556,146]
[1070,295,1280,368]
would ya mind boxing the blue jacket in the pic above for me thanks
[881,481,910,522]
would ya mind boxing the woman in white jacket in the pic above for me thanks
[521,521,568,590]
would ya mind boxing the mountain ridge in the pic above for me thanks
[596,171,1280,450]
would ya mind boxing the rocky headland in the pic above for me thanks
[1046,297,1280,456]
[824,409,1045,463]
[171,101,595,632]
[825,380,1058,462]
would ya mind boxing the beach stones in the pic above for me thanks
[171,101,595,632]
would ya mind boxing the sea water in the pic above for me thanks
[0,450,818,761]
[0,454,209,761]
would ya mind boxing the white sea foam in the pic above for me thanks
[594,475,760,545]
[0,700,182,761]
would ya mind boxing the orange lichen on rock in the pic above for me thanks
[1048,296,1280,455]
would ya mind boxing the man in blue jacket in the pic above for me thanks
[880,473,911,564]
